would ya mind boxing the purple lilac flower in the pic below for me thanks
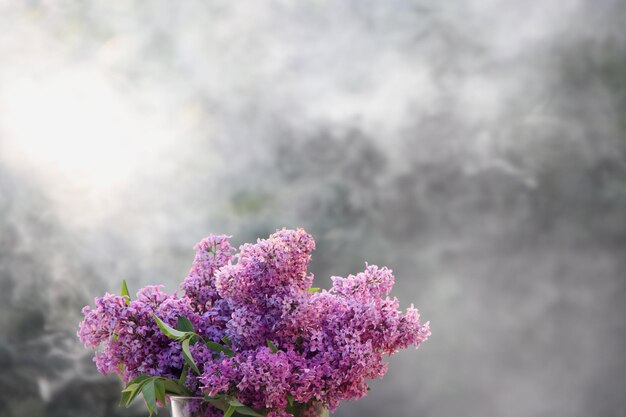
[181,234,234,311]
[78,286,199,382]
[78,228,430,416]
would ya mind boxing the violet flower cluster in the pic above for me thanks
[78,229,430,417]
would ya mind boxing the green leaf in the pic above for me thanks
[266,339,279,353]
[206,340,235,357]
[154,379,166,406]
[121,280,131,306]
[205,398,229,413]
[122,383,139,392]
[119,385,137,407]
[320,408,329,417]
[308,287,320,293]
[206,341,226,352]
[221,335,232,346]
[142,379,158,416]
[178,364,189,386]
[121,379,149,408]
[154,315,188,340]
[286,393,294,407]
[224,406,236,417]
[226,398,265,417]
[162,378,189,396]
[182,338,201,375]
[177,316,195,333]
[127,375,151,386]
[205,340,235,357]
[232,405,265,417]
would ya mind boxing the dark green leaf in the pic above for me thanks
[266,339,279,353]
[221,335,232,346]
[224,406,236,417]
[154,379,166,406]
[205,398,229,413]
[308,287,320,293]
[121,280,131,306]
[142,379,158,416]
[286,394,294,407]
[232,405,265,417]
[182,338,201,375]
[178,364,188,386]
[154,315,188,340]
[205,340,235,357]
[177,316,195,333]
[206,341,226,352]
[162,378,188,396]
[229,399,245,407]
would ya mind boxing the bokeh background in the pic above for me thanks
[1,1,626,416]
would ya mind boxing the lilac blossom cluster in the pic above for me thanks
[78,229,430,417]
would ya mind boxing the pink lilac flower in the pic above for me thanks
[78,228,430,416]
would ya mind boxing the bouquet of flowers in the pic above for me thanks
[78,228,430,417]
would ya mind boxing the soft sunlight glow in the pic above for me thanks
[0,70,167,189]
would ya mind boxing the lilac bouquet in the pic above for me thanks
[78,229,430,417]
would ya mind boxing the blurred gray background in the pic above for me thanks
[1,1,626,416]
